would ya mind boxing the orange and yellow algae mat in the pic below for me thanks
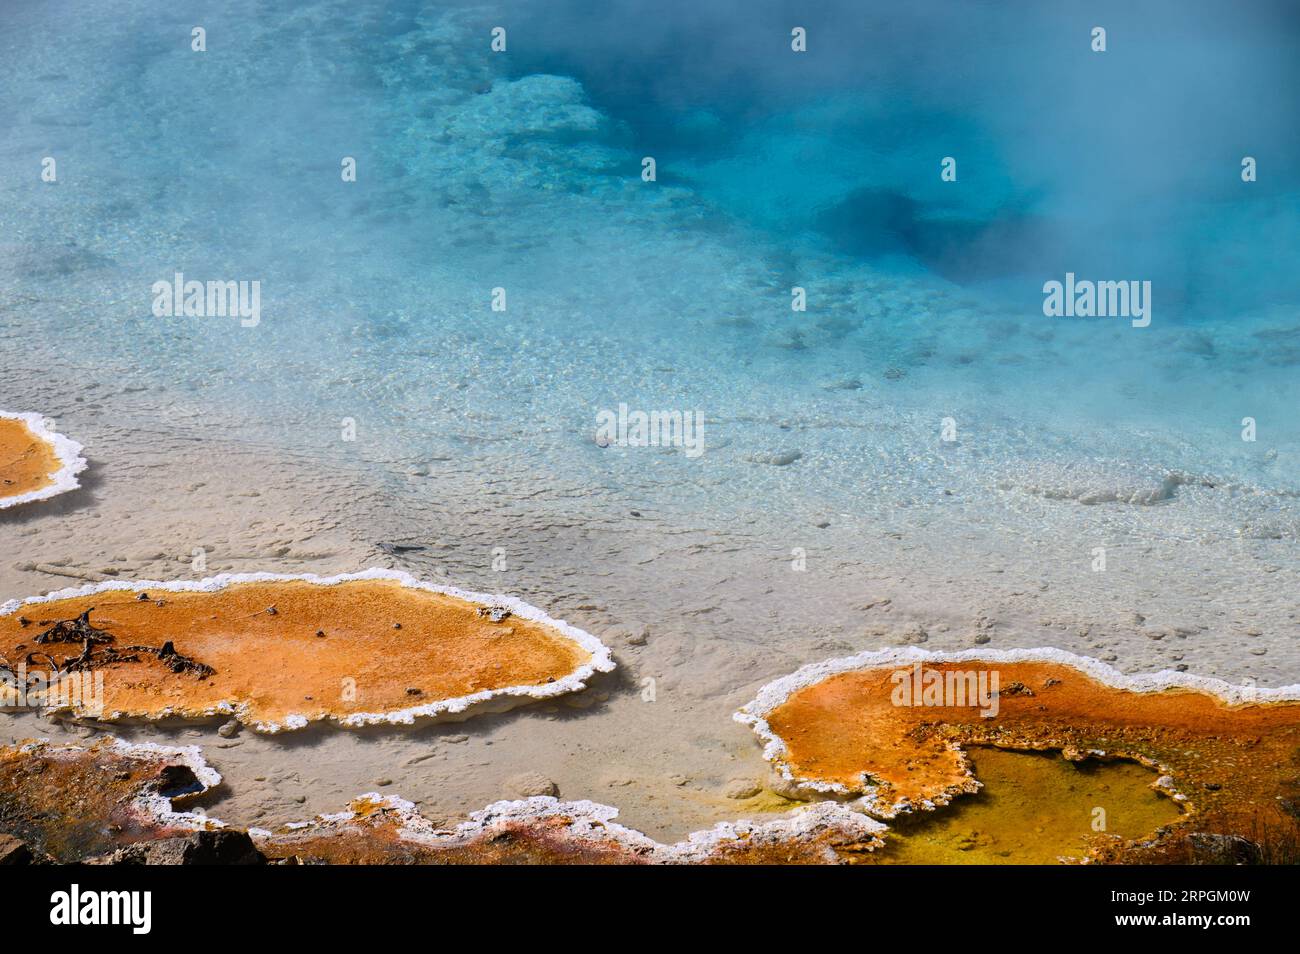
[0,570,613,732]
[252,793,884,865]
[0,738,221,863]
[5,644,1295,865]
[736,647,1300,863]
[0,737,884,865]
[0,411,85,508]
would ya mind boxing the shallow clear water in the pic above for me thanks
[871,748,1183,865]
[2,1,1298,607]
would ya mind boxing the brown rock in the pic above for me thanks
[0,834,33,865]
[87,830,265,865]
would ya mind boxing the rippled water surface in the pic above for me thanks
[3,0,1298,603]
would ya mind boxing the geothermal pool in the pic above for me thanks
[1,0,1297,846]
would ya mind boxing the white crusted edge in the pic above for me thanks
[0,411,87,509]
[734,646,1300,811]
[9,742,884,863]
[251,794,887,863]
[0,568,615,733]
[11,737,222,832]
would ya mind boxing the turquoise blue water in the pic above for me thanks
[2,0,1298,554]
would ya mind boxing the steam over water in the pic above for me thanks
[2,0,1298,668]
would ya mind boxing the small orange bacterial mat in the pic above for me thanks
[0,412,85,508]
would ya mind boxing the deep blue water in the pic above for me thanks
[508,0,1300,313]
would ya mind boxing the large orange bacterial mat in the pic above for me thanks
[0,570,613,731]
[737,648,1300,862]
